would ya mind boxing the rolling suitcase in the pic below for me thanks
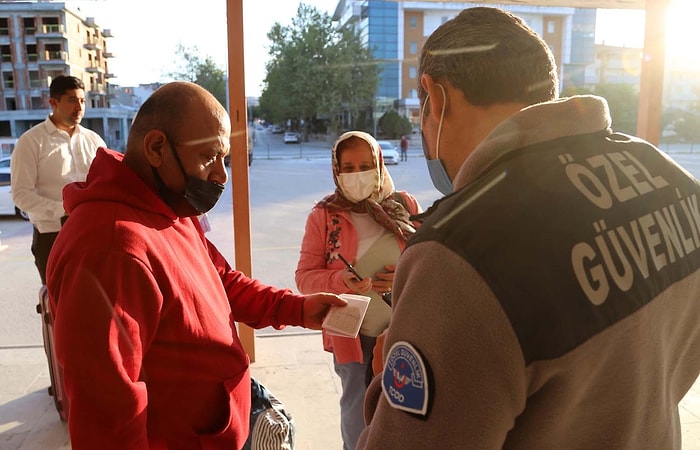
[36,285,69,422]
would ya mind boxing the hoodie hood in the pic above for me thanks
[63,148,177,220]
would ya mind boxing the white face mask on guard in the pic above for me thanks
[338,169,377,203]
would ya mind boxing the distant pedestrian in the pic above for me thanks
[399,135,409,161]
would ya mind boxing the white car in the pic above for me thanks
[0,170,29,220]
[284,131,300,144]
[376,140,400,165]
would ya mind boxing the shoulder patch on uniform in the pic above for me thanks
[381,341,429,415]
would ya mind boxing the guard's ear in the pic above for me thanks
[420,74,445,121]
[143,130,168,168]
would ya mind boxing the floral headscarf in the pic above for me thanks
[316,131,415,241]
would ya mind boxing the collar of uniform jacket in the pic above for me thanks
[454,95,612,190]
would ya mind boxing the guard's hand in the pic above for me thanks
[342,269,373,293]
[301,293,347,329]
[372,330,388,376]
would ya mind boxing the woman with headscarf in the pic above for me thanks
[295,131,422,450]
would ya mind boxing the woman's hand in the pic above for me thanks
[372,264,395,296]
[342,269,373,293]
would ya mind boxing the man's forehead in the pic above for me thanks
[179,135,229,147]
[62,89,84,97]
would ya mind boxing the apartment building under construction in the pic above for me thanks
[0,1,133,153]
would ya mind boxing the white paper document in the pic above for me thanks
[322,293,371,339]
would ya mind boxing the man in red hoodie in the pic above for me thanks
[46,81,346,449]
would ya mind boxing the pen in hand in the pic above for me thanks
[337,254,362,280]
[337,254,392,307]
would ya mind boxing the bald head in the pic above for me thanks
[127,82,228,154]
[122,81,231,197]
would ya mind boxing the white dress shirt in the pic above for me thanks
[10,116,106,233]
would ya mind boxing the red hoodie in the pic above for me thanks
[47,149,304,449]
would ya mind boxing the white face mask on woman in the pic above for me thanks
[338,169,377,203]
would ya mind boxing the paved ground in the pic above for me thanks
[0,332,343,450]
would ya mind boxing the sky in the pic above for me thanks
[67,0,338,96]
[65,1,698,97]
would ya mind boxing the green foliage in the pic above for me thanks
[378,110,412,138]
[260,4,379,135]
[592,84,639,134]
[168,44,227,108]
[670,110,700,143]
[561,84,639,134]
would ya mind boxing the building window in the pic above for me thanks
[409,41,417,55]
[42,17,61,34]
[2,72,13,89]
[45,43,64,60]
[409,66,416,78]
[31,97,44,109]
[0,45,11,63]
[409,16,417,28]
[23,17,36,35]
[0,18,8,36]
[28,71,41,88]
[410,89,418,99]
[547,21,555,34]
[26,44,37,62]
[5,98,17,110]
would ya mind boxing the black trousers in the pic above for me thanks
[31,227,59,285]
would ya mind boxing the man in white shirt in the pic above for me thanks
[11,75,106,284]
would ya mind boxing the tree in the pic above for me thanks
[168,44,227,108]
[260,4,379,138]
[562,84,638,134]
[593,84,638,134]
[664,88,700,144]
[378,110,412,138]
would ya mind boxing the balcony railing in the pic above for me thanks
[37,24,65,35]
[86,63,105,73]
[42,50,67,61]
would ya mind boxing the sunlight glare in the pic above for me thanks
[666,1,700,69]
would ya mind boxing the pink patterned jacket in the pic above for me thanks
[295,191,421,363]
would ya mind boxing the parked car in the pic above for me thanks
[0,156,10,169]
[284,131,300,144]
[0,171,29,220]
[376,140,400,165]
[271,125,283,134]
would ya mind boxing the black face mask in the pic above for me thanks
[154,139,225,216]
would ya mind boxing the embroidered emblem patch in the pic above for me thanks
[381,341,429,415]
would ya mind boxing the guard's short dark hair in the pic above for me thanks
[418,7,559,107]
[49,75,85,100]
